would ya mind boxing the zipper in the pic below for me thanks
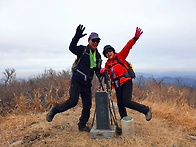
[76,69,87,81]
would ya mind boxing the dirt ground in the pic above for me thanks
[0,101,196,147]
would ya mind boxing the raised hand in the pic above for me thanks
[134,27,143,39]
[75,24,87,39]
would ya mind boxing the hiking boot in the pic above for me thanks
[78,125,91,132]
[46,106,56,122]
[145,107,152,121]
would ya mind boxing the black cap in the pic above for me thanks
[103,45,115,57]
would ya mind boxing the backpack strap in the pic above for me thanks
[111,56,135,82]
[72,47,87,73]
[115,56,128,71]
[75,47,87,69]
[115,56,135,79]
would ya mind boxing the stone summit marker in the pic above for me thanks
[90,91,116,139]
[95,91,110,129]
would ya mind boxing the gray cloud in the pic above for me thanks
[0,0,196,78]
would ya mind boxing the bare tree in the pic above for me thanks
[2,68,16,85]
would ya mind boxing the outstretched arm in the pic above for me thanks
[69,24,87,55]
[119,27,143,60]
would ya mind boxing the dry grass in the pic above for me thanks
[0,69,196,124]
[132,77,196,131]
[143,100,196,130]
[0,113,33,141]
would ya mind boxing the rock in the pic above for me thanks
[171,144,182,147]
[10,140,22,146]
[187,134,196,140]
[61,121,72,130]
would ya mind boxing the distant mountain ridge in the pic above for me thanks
[135,71,196,88]
[156,77,196,88]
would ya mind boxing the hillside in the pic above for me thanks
[0,69,196,147]
[0,99,196,147]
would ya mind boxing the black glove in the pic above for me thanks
[103,70,110,86]
[75,24,87,39]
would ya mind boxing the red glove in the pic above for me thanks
[134,27,143,39]
[100,68,106,74]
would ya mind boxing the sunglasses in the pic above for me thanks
[104,48,113,55]
[92,39,100,43]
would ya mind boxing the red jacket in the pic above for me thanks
[104,38,136,89]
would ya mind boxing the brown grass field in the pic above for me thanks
[0,69,196,147]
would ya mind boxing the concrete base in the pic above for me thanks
[90,125,116,139]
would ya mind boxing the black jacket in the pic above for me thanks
[69,36,102,87]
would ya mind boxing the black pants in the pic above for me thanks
[115,79,149,119]
[53,78,92,127]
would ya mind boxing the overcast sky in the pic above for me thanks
[0,0,196,78]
